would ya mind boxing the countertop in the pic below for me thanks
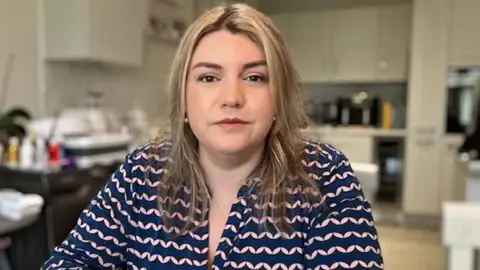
[301,126,407,138]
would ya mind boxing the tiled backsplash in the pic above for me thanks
[43,0,199,125]
[44,41,177,123]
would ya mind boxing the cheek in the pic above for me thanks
[185,83,213,131]
[186,81,204,115]
[185,80,195,112]
[250,90,275,120]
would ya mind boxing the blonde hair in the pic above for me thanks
[152,3,318,235]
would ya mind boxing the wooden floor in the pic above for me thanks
[377,225,445,270]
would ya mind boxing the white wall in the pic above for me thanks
[0,0,40,115]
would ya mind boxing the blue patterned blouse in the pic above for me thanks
[42,139,384,269]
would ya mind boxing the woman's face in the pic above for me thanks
[186,30,275,156]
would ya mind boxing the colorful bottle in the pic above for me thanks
[48,137,63,167]
[7,137,19,167]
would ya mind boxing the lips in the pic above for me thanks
[215,117,249,125]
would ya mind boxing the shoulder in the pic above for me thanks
[119,140,171,187]
[301,138,353,180]
[301,138,364,205]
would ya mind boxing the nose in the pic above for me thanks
[221,78,245,108]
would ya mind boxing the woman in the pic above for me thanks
[43,3,383,270]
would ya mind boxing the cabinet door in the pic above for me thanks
[376,4,412,82]
[289,11,334,83]
[440,138,467,202]
[43,0,91,59]
[270,13,292,46]
[43,0,147,66]
[90,0,148,66]
[449,0,480,67]
[319,135,374,164]
[332,7,378,82]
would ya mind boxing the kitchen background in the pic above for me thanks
[1,0,480,269]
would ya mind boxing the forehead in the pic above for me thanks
[190,30,265,66]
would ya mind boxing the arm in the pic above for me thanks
[42,155,137,269]
[304,149,384,269]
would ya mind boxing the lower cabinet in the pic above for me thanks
[440,136,468,203]
[302,131,374,164]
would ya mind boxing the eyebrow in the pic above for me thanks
[191,60,267,70]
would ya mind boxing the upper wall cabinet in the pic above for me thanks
[283,11,334,83]
[42,0,148,67]
[270,4,412,83]
[376,4,412,82]
[449,0,480,67]
[332,6,379,82]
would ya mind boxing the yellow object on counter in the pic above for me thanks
[382,101,393,129]
[8,137,19,165]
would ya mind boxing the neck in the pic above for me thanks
[199,143,264,200]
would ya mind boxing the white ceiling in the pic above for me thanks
[257,0,412,15]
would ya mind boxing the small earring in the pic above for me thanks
[184,117,188,123]
[273,116,277,122]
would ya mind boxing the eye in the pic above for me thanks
[198,75,218,83]
[245,75,267,83]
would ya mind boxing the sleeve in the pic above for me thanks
[304,150,384,270]
[41,155,137,269]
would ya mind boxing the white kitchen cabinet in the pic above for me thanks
[440,136,467,202]
[271,11,334,83]
[314,134,374,164]
[270,13,292,45]
[42,0,148,66]
[449,0,480,67]
[376,4,412,82]
[403,0,451,216]
[272,4,412,83]
[331,4,412,82]
[332,7,378,82]
[290,11,334,83]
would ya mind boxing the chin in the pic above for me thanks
[194,126,269,156]
[211,140,254,155]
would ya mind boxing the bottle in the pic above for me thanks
[19,136,34,169]
[35,137,48,170]
[48,137,62,167]
[7,137,19,167]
